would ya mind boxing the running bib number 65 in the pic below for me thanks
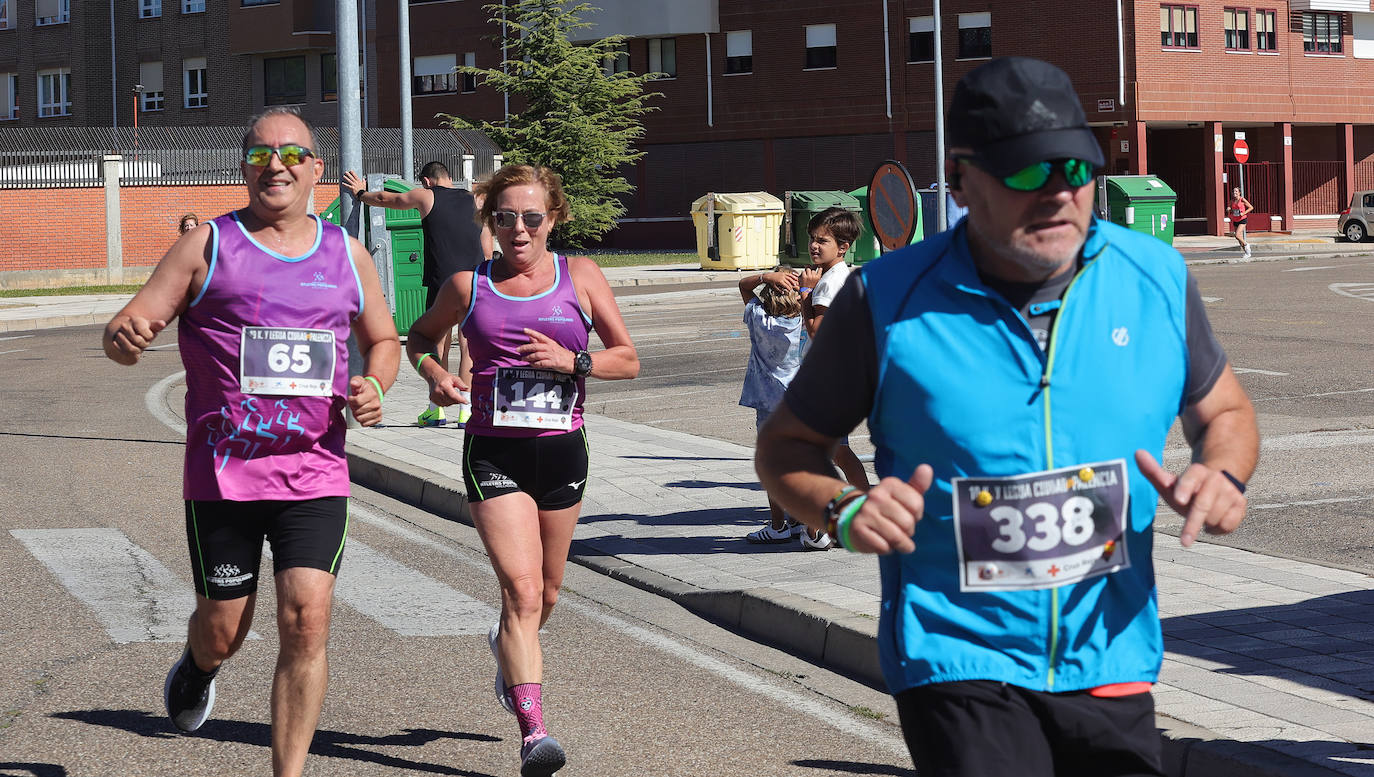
[951,459,1130,592]
[239,327,336,397]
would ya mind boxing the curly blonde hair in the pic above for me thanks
[473,164,573,229]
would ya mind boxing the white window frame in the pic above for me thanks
[139,0,161,19]
[0,0,11,30]
[602,42,629,77]
[139,61,164,111]
[184,57,207,108]
[461,51,476,93]
[957,12,992,59]
[725,30,752,75]
[413,53,458,95]
[36,0,70,25]
[37,67,70,117]
[908,16,935,63]
[1,73,16,120]
[804,23,837,70]
[182,0,204,12]
[648,37,676,78]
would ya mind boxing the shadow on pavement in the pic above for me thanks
[791,758,916,775]
[50,709,498,776]
[0,764,67,777]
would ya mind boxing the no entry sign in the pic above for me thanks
[1233,139,1250,164]
[866,160,919,252]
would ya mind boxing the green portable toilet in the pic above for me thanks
[779,190,864,267]
[847,185,921,264]
[380,179,428,334]
[1103,176,1176,246]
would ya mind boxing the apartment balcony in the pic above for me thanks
[1288,1,1372,11]
[229,0,335,55]
[568,0,717,43]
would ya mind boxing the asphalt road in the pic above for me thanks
[0,326,911,776]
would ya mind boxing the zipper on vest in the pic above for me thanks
[1039,262,1092,691]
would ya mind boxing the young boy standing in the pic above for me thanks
[797,208,870,550]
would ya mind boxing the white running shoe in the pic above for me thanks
[745,523,794,544]
[800,530,834,551]
[1243,245,1252,258]
[489,623,515,715]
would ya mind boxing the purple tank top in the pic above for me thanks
[461,254,592,437]
[180,212,363,500]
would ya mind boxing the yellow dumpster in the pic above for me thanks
[691,192,785,270]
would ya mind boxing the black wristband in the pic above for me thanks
[1221,469,1246,494]
[354,189,366,200]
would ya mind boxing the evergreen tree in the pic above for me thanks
[440,0,660,249]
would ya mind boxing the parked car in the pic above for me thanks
[1338,191,1374,242]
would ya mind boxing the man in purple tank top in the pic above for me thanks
[103,108,400,777]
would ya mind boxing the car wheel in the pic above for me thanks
[1346,221,1368,243]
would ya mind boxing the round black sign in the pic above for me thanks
[866,160,918,252]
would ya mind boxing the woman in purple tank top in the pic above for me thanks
[405,164,638,775]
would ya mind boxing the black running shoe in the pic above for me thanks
[520,735,566,777]
[163,645,216,733]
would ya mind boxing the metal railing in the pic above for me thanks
[1293,160,1343,215]
[0,126,501,189]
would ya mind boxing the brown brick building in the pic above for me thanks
[374,0,1374,244]
[0,0,378,131]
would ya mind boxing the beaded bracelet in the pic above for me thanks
[362,374,384,403]
[823,485,860,538]
[836,495,868,552]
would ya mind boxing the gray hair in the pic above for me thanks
[241,107,319,155]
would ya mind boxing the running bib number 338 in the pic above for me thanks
[239,327,336,397]
[493,367,577,430]
[951,459,1130,592]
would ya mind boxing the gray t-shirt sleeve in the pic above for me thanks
[1184,271,1229,405]
[783,272,879,437]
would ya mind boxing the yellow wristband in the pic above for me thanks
[415,352,436,375]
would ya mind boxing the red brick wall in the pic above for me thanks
[0,185,343,275]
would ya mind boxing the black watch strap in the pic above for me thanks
[573,350,592,377]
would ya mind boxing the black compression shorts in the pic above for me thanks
[184,497,350,600]
[894,680,1163,777]
[462,430,589,510]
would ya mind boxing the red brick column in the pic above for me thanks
[1204,122,1225,236]
[1279,122,1294,232]
[1130,122,1148,175]
[1344,123,1356,208]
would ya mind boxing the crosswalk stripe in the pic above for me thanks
[329,538,496,636]
[12,528,202,644]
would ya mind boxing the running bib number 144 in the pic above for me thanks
[493,366,577,430]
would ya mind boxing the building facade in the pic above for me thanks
[0,0,379,131]
[374,0,1374,244]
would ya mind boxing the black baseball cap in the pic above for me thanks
[947,57,1105,177]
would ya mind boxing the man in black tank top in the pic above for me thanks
[344,161,492,426]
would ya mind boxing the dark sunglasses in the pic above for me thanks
[492,210,548,230]
[244,144,315,167]
[957,156,1095,192]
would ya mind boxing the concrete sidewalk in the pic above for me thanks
[10,237,1374,775]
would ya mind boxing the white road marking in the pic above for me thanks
[586,387,722,406]
[1164,428,1374,464]
[10,528,231,644]
[1330,282,1374,302]
[0,349,28,356]
[1251,494,1374,510]
[1232,368,1288,376]
[147,343,180,351]
[147,371,187,435]
[0,334,35,342]
[1252,386,1374,402]
[331,538,496,636]
[1284,265,1342,272]
[1201,296,1222,303]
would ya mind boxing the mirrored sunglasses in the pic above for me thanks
[959,156,1096,192]
[244,144,315,167]
[493,210,548,230]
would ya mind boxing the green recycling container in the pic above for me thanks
[779,191,862,267]
[380,179,428,334]
[1103,175,1176,246]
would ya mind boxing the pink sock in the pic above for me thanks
[506,682,546,742]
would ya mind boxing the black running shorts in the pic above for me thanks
[894,680,1164,777]
[183,497,350,600]
[462,429,589,510]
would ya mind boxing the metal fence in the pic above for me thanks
[1293,160,1344,215]
[0,126,501,189]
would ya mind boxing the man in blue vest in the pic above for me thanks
[756,56,1258,777]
